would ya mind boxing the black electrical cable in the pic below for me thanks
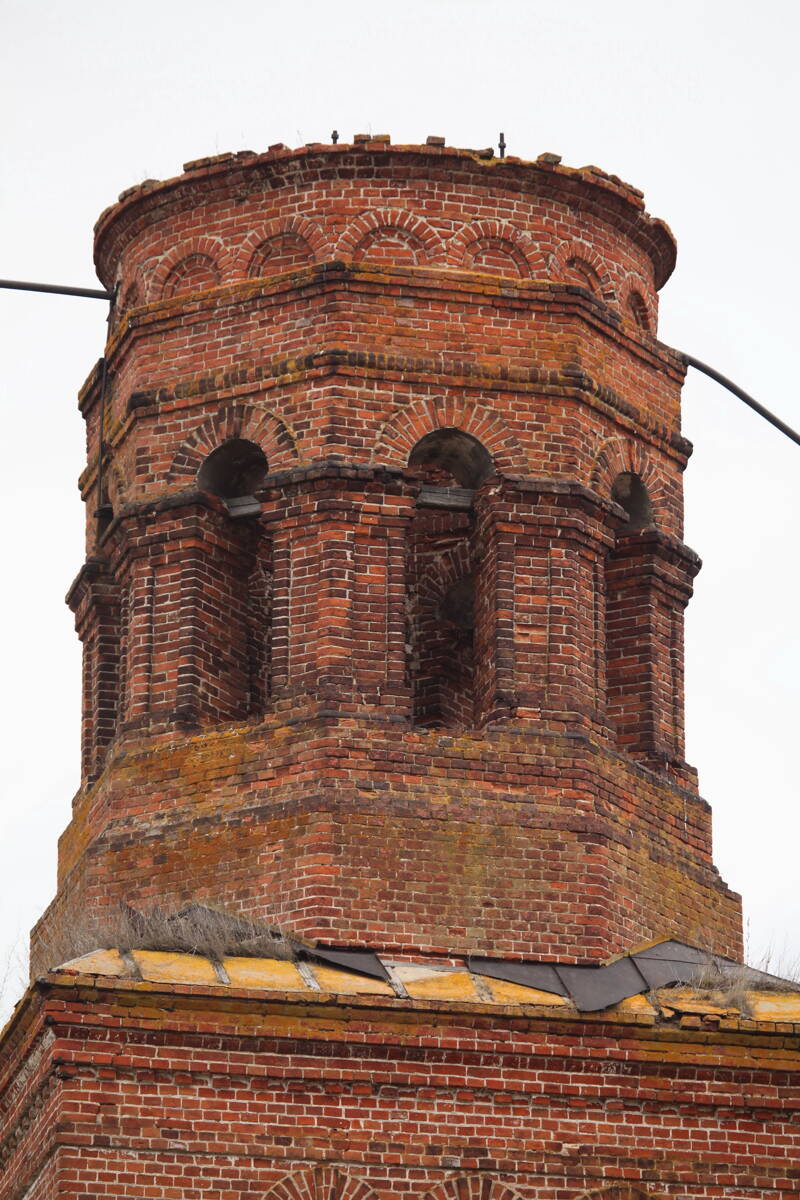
[0,277,112,301]
[682,352,800,448]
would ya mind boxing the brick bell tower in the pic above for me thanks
[10,138,800,1200]
[32,136,742,973]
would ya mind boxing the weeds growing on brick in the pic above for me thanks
[38,903,296,972]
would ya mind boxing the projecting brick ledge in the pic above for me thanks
[23,944,800,1032]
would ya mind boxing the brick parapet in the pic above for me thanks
[92,143,676,291]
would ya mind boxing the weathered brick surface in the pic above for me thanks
[31,141,742,969]
[2,978,799,1199]
[7,134,798,1200]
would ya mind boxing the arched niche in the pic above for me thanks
[162,252,220,299]
[627,289,651,330]
[408,427,494,489]
[197,438,268,501]
[611,471,653,530]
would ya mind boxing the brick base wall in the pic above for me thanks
[2,975,798,1199]
[31,717,741,975]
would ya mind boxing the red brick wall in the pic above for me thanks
[2,980,798,1199]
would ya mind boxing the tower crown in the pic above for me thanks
[34,141,740,974]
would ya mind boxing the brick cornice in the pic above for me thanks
[608,527,703,601]
[93,143,676,289]
[102,263,685,382]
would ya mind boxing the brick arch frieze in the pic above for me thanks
[167,401,299,485]
[618,273,658,334]
[550,240,615,301]
[447,219,545,278]
[146,235,234,301]
[424,1175,527,1200]
[374,396,528,477]
[336,208,446,264]
[235,216,329,278]
[590,435,670,527]
[263,1166,380,1200]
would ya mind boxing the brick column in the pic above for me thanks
[605,528,700,768]
[267,467,415,718]
[113,495,262,731]
[474,480,613,732]
[67,558,121,781]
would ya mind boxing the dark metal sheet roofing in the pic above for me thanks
[633,955,695,991]
[556,956,648,1013]
[468,957,569,996]
[632,940,707,963]
[468,940,786,1013]
[306,946,391,982]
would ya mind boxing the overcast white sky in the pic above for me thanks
[1,0,798,1017]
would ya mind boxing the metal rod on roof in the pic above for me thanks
[682,351,800,449]
[0,277,113,301]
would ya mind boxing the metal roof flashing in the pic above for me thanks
[43,938,800,1021]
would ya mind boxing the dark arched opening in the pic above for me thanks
[408,428,493,488]
[611,471,652,530]
[606,471,658,757]
[193,439,272,721]
[197,438,268,500]
[406,430,493,729]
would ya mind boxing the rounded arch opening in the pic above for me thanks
[197,438,268,499]
[408,428,493,488]
[611,471,653,530]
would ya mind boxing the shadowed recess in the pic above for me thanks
[612,471,653,529]
[408,428,493,487]
[197,438,268,499]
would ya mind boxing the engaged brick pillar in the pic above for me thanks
[472,486,516,725]
[606,528,700,768]
[114,495,261,731]
[68,558,121,781]
[475,480,613,731]
[268,467,415,717]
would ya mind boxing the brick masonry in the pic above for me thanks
[29,140,742,969]
[5,138,793,1200]
[1,969,799,1199]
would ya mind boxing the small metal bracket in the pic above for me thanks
[225,495,262,518]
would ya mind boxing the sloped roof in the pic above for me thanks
[49,937,800,1027]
